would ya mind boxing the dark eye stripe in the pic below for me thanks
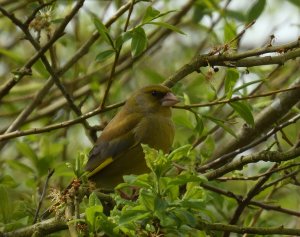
[151,90,165,98]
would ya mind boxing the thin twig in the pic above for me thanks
[33,169,55,224]
[100,0,135,109]
[222,164,277,237]
[260,170,300,191]
[0,102,124,142]
[163,38,300,88]
[217,162,300,181]
[0,1,133,151]
[198,113,300,172]
[174,85,300,109]
[204,147,300,180]
[1,0,95,141]
[201,183,300,217]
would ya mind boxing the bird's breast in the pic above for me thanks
[134,114,175,153]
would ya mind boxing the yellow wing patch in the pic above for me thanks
[87,157,114,178]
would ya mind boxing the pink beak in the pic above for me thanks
[161,92,180,107]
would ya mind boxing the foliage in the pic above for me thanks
[84,145,207,236]
[0,0,300,236]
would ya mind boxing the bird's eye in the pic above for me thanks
[150,90,165,99]
[151,90,165,98]
[151,90,158,97]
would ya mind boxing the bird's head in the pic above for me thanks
[126,84,180,114]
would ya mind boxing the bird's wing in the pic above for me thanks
[85,113,142,177]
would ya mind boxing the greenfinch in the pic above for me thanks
[85,85,179,189]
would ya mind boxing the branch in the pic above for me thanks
[163,38,300,88]
[198,104,300,172]
[209,77,300,163]
[201,183,300,217]
[204,147,300,180]
[217,162,300,181]
[0,1,133,150]
[174,85,300,108]
[0,1,97,141]
[0,102,124,142]
[1,0,84,132]
[197,221,300,235]
[0,1,81,101]
[0,0,193,144]
[260,170,300,191]
[0,217,67,237]
[100,0,135,109]
[223,164,277,237]
[33,169,55,224]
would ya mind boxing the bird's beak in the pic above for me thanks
[161,92,180,107]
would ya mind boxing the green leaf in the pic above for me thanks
[224,20,236,43]
[180,199,206,209]
[154,196,168,211]
[121,174,152,189]
[230,101,254,126]
[147,21,185,35]
[173,209,197,227]
[168,173,205,186]
[200,135,215,160]
[85,205,103,232]
[233,79,262,92]
[115,31,132,50]
[142,6,160,23]
[89,192,102,207]
[226,10,246,22]
[192,2,210,22]
[119,209,150,225]
[0,175,17,188]
[169,145,193,161]
[93,17,114,48]
[0,48,24,63]
[174,113,195,130]
[204,115,237,138]
[143,8,176,24]
[225,68,239,98]
[95,49,115,62]
[183,183,205,200]
[131,27,147,57]
[74,153,86,178]
[195,113,204,135]
[139,189,155,211]
[6,160,35,174]
[85,193,103,232]
[247,0,266,22]
[33,59,49,78]
[0,185,13,223]
[16,142,38,165]
[4,216,29,231]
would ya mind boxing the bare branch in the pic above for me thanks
[204,147,300,180]
[0,102,124,142]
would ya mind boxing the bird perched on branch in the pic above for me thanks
[85,84,179,189]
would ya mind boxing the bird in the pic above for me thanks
[85,84,179,189]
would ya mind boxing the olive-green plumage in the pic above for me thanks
[85,85,179,189]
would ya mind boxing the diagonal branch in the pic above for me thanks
[0,102,124,142]
[201,183,300,217]
[163,39,300,88]
[0,1,83,101]
[0,1,133,150]
[198,113,300,172]
[204,147,300,180]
